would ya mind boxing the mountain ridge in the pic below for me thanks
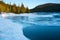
[30,3,60,12]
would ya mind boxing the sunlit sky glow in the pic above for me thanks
[3,0,60,9]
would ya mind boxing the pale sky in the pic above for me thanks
[3,0,60,9]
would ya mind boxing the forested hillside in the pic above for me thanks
[0,1,30,14]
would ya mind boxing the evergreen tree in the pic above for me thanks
[20,3,26,13]
[8,2,12,12]
[17,6,21,14]
[26,7,30,13]
[12,3,17,13]
[5,6,10,13]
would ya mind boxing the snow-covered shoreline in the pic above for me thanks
[0,17,29,40]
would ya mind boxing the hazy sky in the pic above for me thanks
[3,0,60,9]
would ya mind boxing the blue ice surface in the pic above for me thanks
[0,12,60,40]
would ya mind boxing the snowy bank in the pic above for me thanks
[0,17,29,40]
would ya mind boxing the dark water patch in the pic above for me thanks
[23,25,60,40]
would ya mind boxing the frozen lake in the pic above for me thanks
[0,12,60,40]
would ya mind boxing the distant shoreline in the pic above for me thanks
[0,1,60,14]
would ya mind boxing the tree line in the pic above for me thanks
[0,1,30,14]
